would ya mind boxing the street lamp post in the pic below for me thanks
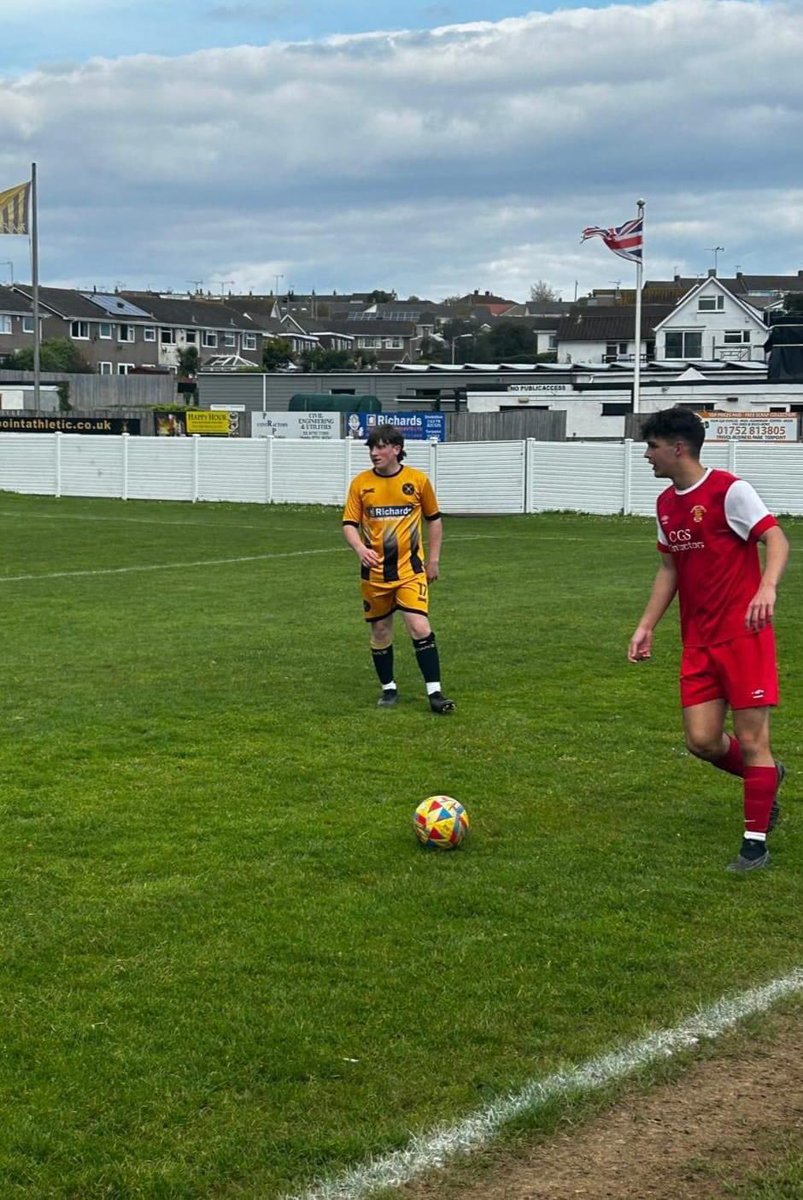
[450,333,474,364]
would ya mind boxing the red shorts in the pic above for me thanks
[680,626,779,710]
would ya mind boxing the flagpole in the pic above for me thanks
[31,162,40,411]
[633,198,645,416]
[633,196,643,417]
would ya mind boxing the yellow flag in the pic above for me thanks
[0,181,31,234]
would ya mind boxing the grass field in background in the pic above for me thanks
[0,493,801,1199]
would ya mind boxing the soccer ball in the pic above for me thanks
[413,795,470,849]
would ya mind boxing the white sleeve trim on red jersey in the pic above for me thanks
[724,478,771,541]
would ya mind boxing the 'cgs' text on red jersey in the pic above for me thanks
[656,468,778,647]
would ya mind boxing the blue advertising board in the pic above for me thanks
[346,411,447,442]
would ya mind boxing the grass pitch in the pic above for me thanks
[0,493,801,1199]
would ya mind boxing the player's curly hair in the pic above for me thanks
[366,423,406,461]
[640,406,705,455]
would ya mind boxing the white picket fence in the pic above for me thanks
[2,432,803,516]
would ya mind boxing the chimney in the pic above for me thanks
[707,268,717,278]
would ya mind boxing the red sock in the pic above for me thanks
[713,734,744,778]
[744,765,777,837]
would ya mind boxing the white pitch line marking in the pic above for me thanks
[0,531,650,584]
[0,547,341,584]
[286,968,803,1200]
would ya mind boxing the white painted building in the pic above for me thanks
[466,364,803,438]
[654,276,767,363]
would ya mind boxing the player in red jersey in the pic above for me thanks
[628,406,789,872]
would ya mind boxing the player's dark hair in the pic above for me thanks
[366,423,406,461]
[640,406,705,456]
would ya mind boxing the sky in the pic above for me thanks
[1,0,801,304]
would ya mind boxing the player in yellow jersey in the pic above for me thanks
[343,424,455,713]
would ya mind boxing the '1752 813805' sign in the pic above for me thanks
[700,412,799,442]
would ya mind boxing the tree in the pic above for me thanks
[262,337,295,370]
[529,280,562,303]
[177,345,200,378]
[3,337,91,373]
[782,292,803,314]
[474,320,540,361]
[299,347,360,372]
[368,289,394,304]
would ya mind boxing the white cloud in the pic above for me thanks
[1,0,802,300]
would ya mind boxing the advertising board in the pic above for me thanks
[251,411,339,439]
[346,412,446,441]
[0,414,141,434]
[700,412,799,442]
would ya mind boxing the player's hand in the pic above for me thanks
[745,585,776,631]
[426,559,440,582]
[628,626,653,662]
[359,547,381,569]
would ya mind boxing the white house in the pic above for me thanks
[654,276,767,362]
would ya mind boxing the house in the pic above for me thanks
[653,277,767,362]
[446,289,518,317]
[333,316,420,365]
[119,292,264,370]
[0,285,36,360]
[555,305,674,364]
[11,286,161,373]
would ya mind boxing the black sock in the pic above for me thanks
[412,632,441,685]
[371,644,395,687]
[741,838,766,860]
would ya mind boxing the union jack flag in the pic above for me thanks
[581,216,643,263]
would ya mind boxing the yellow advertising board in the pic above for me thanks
[185,410,233,436]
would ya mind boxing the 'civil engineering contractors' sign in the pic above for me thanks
[251,412,339,439]
[700,412,800,442]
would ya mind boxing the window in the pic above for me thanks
[548,335,557,349]
[223,332,236,348]
[383,337,403,349]
[71,320,90,339]
[160,328,175,344]
[117,363,134,374]
[665,330,703,358]
[0,316,11,334]
[202,331,218,347]
[184,330,197,344]
[243,333,256,350]
[98,361,113,375]
[723,330,751,344]
[602,402,632,416]
[143,327,156,341]
[118,324,135,343]
[99,322,113,339]
[22,316,34,333]
[698,295,724,311]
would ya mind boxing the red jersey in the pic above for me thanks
[656,468,777,647]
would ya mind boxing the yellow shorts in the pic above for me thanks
[361,574,429,622]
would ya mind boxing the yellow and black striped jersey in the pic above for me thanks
[343,465,441,582]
